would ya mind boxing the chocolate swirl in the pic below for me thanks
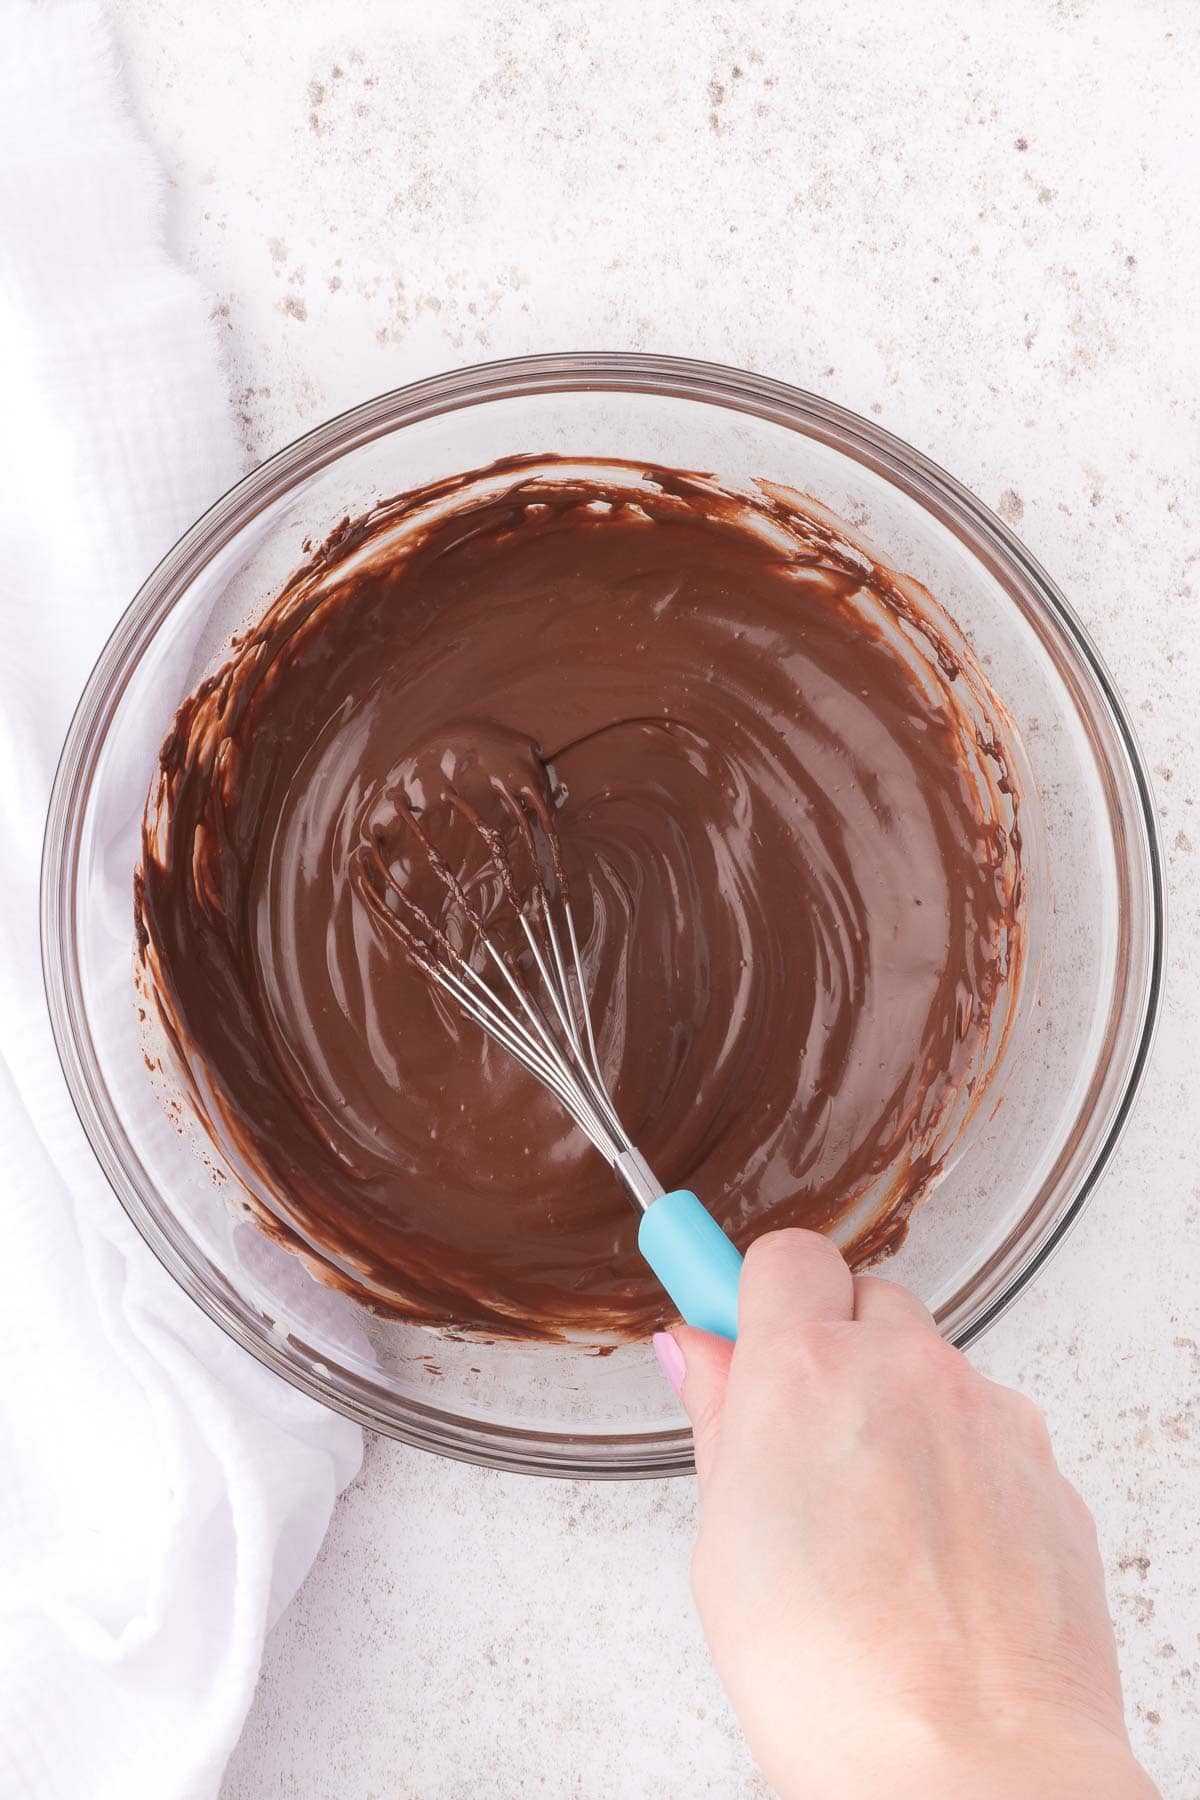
[136,458,1027,1339]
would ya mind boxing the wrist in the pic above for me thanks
[766,1714,1158,1800]
[885,1732,1156,1800]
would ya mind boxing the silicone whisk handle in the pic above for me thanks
[637,1189,743,1341]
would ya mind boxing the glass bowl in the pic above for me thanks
[41,354,1163,1477]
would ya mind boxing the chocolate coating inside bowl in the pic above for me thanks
[136,457,1026,1339]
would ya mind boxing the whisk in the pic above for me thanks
[357,788,744,1341]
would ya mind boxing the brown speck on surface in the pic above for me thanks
[998,488,1025,525]
[268,236,287,263]
[280,295,307,321]
[329,275,342,292]
[1015,135,1029,150]
[308,79,325,106]
[1037,185,1056,205]
[1119,1554,1152,1579]
[1172,829,1193,853]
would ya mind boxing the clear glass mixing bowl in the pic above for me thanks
[41,354,1163,1477]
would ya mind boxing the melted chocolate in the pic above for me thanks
[136,458,1026,1340]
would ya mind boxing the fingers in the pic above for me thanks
[668,1326,735,1485]
[656,1231,933,1490]
[852,1274,937,1332]
[738,1228,855,1337]
[656,1227,852,1495]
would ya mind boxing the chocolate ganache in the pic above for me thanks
[136,457,1026,1339]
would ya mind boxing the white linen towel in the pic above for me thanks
[0,5,363,1796]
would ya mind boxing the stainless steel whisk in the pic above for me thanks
[356,789,744,1340]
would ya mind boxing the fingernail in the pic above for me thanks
[652,1330,686,1394]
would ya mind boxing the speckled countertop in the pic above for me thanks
[110,3,1199,1794]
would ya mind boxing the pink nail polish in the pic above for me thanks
[652,1331,686,1394]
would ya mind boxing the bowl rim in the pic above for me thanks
[40,350,1166,1477]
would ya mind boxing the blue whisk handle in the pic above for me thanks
[638,1189,742,1341]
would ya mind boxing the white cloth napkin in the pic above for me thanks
[0,5,363,1797]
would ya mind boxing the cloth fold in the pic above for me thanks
[0,5,362,1796]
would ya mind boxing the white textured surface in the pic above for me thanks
[107,3,1200,1795]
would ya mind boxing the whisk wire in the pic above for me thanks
[357,791,648,1182]
[522,896,628,1149]
[424,952,616,1156]
[355,785,743,1331]
[563,899,621,1134]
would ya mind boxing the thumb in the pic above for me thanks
[655,1327,734,1486]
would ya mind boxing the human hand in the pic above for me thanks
[656,1230,1157,1799]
